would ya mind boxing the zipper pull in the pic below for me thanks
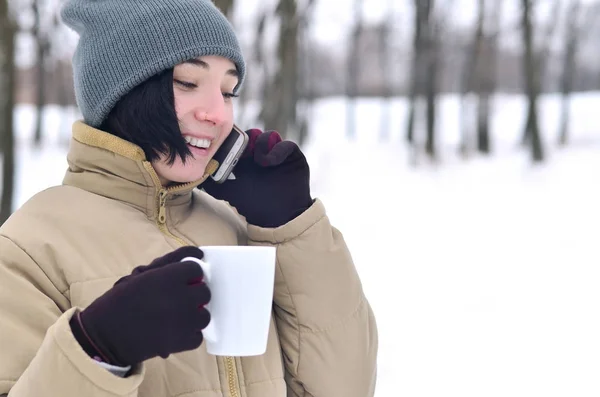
[158,189,168,224]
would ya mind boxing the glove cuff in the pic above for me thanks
[70,311,126,367]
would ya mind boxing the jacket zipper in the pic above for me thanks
[149,167,241,397]
[226,357,240,397]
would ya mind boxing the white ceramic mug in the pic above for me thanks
[183,245,276,356]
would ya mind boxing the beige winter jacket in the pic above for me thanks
[0,121,378,397]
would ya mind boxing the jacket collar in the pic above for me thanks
[62,121,217,220]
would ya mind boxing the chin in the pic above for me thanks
[183,168,209,183]
[175,172,207,184]
[157,158,210,185]
[161,168,206,184]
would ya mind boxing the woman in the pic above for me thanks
[0,0,378,396]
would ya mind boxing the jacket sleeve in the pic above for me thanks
[0,235,144,397]
[247,199,378,397]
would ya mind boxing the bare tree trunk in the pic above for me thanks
[477,0,500,154]
[378,24,389,141]
[57,62,71,146]
[406,0,423,146]
[535,0,561,79]
[259,0,299,140]
[424,55,436,159]
[379,0,394,142]
[521,0,544,162]
[459,0,485,157]
[345,0,363,140]
[296,0,316,147]
[424,0,437,160]
[477,84,492,153]
[212,0,235,18]
[521,0,560,146]
[559,0,581,146]
[0,0,16,224]
[406,0,435,157]
[236,9,268,128]
[32,0,49,148]
[405,97,416,145]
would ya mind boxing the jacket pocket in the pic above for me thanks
[69,277,120,308]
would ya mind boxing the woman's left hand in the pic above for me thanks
[200,129,313,228]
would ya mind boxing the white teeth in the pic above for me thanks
[185,136,211,149]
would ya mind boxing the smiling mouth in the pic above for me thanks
[184,135,212,149]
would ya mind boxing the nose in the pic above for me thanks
[194,91,226,126]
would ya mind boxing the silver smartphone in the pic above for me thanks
[211,125,249,183]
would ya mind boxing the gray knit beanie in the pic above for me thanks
[61,0,246,128]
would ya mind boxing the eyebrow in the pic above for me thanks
[184,58,239,78]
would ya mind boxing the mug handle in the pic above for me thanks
[182,256,217,344]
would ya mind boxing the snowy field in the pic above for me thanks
[8,94,600,397]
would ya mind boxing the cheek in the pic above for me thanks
[220,127,232,144]
[220,119,234,143]
[223,103,234,128]
[215,103,234,135]
[173,93,192,119]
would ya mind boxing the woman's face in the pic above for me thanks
[152,55,239,185]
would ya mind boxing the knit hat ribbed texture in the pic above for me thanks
[61,0,246,127]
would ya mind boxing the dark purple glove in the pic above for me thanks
[70,246,211,367]
[200,129,313,228]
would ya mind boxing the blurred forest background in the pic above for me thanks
[1,0,600,224]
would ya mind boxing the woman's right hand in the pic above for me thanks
[201,129,313,228]
[69,246,211,367]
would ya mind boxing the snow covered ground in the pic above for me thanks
[9,94,600,397]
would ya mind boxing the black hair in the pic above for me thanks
[99,68,192,165]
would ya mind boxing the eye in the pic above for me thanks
[174,79,197,89]
[223,92,239,99]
